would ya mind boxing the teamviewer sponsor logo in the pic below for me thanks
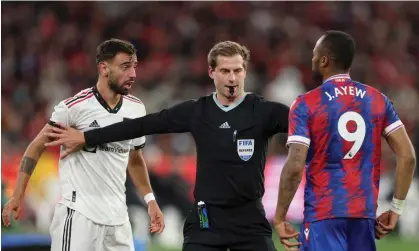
[98,145,129,153]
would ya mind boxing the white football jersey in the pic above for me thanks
[49,86,146,225]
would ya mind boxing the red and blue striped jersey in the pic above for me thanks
[287,74,403,222]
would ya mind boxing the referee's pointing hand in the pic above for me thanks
[45,123,86,158]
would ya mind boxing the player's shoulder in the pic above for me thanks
[119,94,146,118]
[287,87,324,114]
[302,85,323,100]
[289,88,317,109]
[59,87,95,110]
[123,94,144,105]
[353,81,388,101]
[123,94,145,108]
[353,81,380,92]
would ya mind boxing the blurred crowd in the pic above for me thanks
[2,1,419,246]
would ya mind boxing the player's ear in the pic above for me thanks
[208,67,215,79]
[320,56,328,68]
[98,62,109,77]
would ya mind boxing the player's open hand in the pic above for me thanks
[274,220,301,251]
[2,197,23,227]
[44,123,86,159]
[375,210,399,240]
[148,201,165,234]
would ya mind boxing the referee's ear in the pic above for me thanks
[208,66,215,79]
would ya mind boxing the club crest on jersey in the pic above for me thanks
[237,139,254,161]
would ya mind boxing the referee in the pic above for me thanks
[46,41,290,251]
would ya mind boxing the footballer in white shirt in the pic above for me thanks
[2,39,165,251]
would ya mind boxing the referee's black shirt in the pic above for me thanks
[85,93,289,207]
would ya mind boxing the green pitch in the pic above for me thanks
[148,235,419,251]
[3,225,417,251]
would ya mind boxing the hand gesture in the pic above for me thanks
[375,210,400,240]
[2,197,23,227]
[45,123,86,159]
[274,220,301,251]
[148,201,165,234]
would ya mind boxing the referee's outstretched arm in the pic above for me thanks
[86,100,195,146]
[44,100,195,157]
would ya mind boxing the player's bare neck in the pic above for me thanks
[96,82,121,109]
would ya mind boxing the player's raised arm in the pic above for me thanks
[45,100,196,157]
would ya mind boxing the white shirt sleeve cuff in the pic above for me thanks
[286,135,310,148]
[383,120,404,137]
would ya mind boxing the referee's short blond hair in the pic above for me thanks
[207,41,250,70]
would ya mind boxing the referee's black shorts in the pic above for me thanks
[182,199,277,251]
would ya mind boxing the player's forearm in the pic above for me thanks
[84,112,186,147]
[128,163,153,197]
[393,154,416,200]
[275,161,304,221]
[13,143,44,199]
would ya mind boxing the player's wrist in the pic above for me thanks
[273,213,287,224]
[11,194,24,202]
[144,193,156,204]
[390,197,405,215]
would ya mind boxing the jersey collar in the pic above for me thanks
[92,86,123,114]
[212,92,248,112]
[323,74,351,84]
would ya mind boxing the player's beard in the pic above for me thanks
[109,80,129,95]
[311,66,323,85]
[108,73,129,96]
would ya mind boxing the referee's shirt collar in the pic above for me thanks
[212,92,248,112]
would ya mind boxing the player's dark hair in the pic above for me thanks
[321,30,356,71]
[96,38,136,64]
[208,41,250,70]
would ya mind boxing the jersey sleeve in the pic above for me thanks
[48,101,72,127]
[286,96,311,148]
[265,101,290,136]
[131,104,147,150]
[84,100,196,147]
[382,95,404,137]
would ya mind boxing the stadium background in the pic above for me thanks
[1,1,419,251]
